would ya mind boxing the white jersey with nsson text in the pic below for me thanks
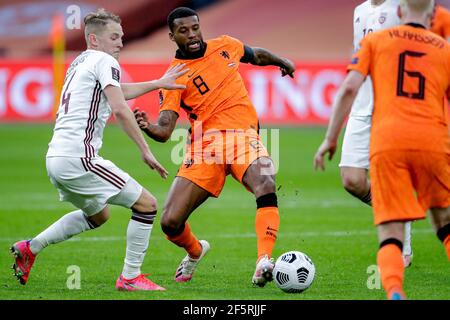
[350,0,400,117]
[47,49,121,158]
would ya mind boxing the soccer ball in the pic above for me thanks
[273,251,315,293]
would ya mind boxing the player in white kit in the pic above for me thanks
[10,8,188,290]
[314,0,413,266]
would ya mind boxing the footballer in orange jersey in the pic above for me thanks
[134,7,295,287]
[316,0,450,299]
[431,3,450,40]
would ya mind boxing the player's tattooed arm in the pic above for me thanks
[241,46,295,78]
[134,109,179,143]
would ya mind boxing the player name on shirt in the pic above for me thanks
[389,28,446,48]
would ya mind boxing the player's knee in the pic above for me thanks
[378,222,405,245]
[160,220,184,237]
[160,211,184,236]
[253,176,276,198]
[88,209,110,227]
[134,193,158,213]
[341,172,366,196]
[146,194,158,212]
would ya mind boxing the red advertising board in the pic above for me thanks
[0,59,347,124]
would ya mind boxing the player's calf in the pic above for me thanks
[121,209,157,280]
[377,236,406,300]
[253,193,279,286]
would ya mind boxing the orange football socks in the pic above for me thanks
[377,243,405,299]
[167,222,202,259]
[255,207,279,260]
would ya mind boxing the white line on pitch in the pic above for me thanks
[0,228,433,243]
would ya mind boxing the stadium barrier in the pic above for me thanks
[0,59,348,124]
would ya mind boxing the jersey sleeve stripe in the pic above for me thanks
[87,84,102,157]
[83,81,102,158]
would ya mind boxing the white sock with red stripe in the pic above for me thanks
[121,212,155,280]
[29,210,94,255]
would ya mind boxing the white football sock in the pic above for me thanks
[29,210,94,255]
[403,222,412,256]
[122,213,155,280]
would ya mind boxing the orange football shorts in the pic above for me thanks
[176,129,271,197]
[371,150,450,225]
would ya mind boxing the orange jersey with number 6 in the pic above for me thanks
[348,23,450,157]
[159,35,259,132]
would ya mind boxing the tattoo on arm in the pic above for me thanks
[246,47,295,78]
[249,47,284,67]
[144,110,178,142]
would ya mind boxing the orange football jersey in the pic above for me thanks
[348,23,450,156]
[431,5,450,39]
[160,35,259,133]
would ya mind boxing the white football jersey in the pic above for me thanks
[47,50,121,158]
[351,0,400,116]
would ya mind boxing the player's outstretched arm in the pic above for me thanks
[103,85,169,179]
[313,70,365,171]
[121,63,188,100]
[134,109,178,143]
[244,47,295,78]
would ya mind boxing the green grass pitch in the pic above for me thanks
[0,124,448,300]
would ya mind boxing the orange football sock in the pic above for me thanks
[377,243,405,299]
[166,222,202,259]
[444,235,450,260]
[255,207,279,260]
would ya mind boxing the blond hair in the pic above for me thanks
[84,8,121,41]
[399,0,435,15]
